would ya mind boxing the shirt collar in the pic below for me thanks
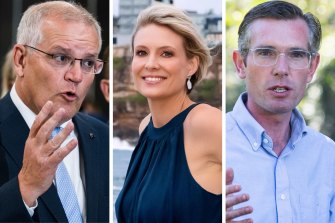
[10,83,70,129]
[290,108,308,147]
[232,92,308,151]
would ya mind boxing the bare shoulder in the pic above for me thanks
[139,113,151,135]
[185,103,222,132]
[184,103,222,160]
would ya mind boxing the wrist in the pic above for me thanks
[18,171,40,206]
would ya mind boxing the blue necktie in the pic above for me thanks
[52,127,83,223]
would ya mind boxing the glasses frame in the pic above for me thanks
[247,47,314,70]
[24,45,105,74]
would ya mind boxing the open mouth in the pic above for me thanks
[273,87,287,93]
[66,92,76,96]
[142,76,166,84]
[143,76,165,81]
[62,91,77,101]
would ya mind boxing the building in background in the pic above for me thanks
[113,0,221,46]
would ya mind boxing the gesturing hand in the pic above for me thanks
[226,167,253,223]
[18,101,78,206]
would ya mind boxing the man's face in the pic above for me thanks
[234,18,319,117]
[16,17,100,122]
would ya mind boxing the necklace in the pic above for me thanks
[179,94,187,113]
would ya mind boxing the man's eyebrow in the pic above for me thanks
[289,47,309,51]
[48,46,71,53]
[253,45,276,49]
[49,46,99,58]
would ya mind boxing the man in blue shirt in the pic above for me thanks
[226,1,335,223]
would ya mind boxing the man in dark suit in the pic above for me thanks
[0,1,109,222]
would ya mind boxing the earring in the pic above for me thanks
[187,76,192,90]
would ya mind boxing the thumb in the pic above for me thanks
[226,167,234,185]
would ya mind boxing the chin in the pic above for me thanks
[137,89,161,98]
[270,105,293,114]
[141,93,165,100]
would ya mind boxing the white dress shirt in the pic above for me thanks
[10,84,86,221]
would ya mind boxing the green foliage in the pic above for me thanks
[197,79,216,99]
[191,79,222,107]
[113,57,125,70]
[315,59,335,139]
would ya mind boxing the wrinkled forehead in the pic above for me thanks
[38,17,100,52]
[40,14,101,50]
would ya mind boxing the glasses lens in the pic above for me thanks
[252,48,277,66]
[79,59,104,74]
[251,48,311,69]
[287,50,310,69]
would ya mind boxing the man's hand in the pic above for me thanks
[18,101,78,206]
[226,168,253,223]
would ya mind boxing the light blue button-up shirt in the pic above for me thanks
[227,93,335,223]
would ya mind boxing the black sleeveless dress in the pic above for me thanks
[115,104,222,223]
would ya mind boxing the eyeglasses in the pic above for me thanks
[24,45,104,74]
[247,48,313,69]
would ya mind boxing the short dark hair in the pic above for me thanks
[238,1,321,58]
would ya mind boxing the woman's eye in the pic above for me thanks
[135,50,147,56]
[162,51,173,57]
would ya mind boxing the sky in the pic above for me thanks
[113,0,222,16]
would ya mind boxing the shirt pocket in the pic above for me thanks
[298,194,329,223]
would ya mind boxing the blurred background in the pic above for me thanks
[113,0,222,221]
[226,0,335,140]
[0,0,109,122]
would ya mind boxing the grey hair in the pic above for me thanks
[238,1,321,61]
[17,1,102,51]
[132,3,212,94]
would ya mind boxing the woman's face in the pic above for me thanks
[132,24,198,100]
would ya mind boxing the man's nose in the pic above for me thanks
[273,53,289,76]
[65,60,84,83]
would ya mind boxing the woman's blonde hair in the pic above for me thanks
[132,3,212,93]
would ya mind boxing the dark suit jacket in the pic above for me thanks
[0,93,109,222]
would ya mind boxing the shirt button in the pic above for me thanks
[253,142,258,147]
[263,138,269,144]
[280,194,286,200]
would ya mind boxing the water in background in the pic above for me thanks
[113,137,134,222]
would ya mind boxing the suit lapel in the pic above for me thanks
[73,115,100,221]
[0,94,29,169]
[39,185,68,222]
[0,95,67,222]
[0,109,29,169]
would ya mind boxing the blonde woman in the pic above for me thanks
[115,3,222,222]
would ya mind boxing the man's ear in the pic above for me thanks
[306,53,320,83]
[13,44,27,77]
[233,50,247,79]
[100,79,110,103]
